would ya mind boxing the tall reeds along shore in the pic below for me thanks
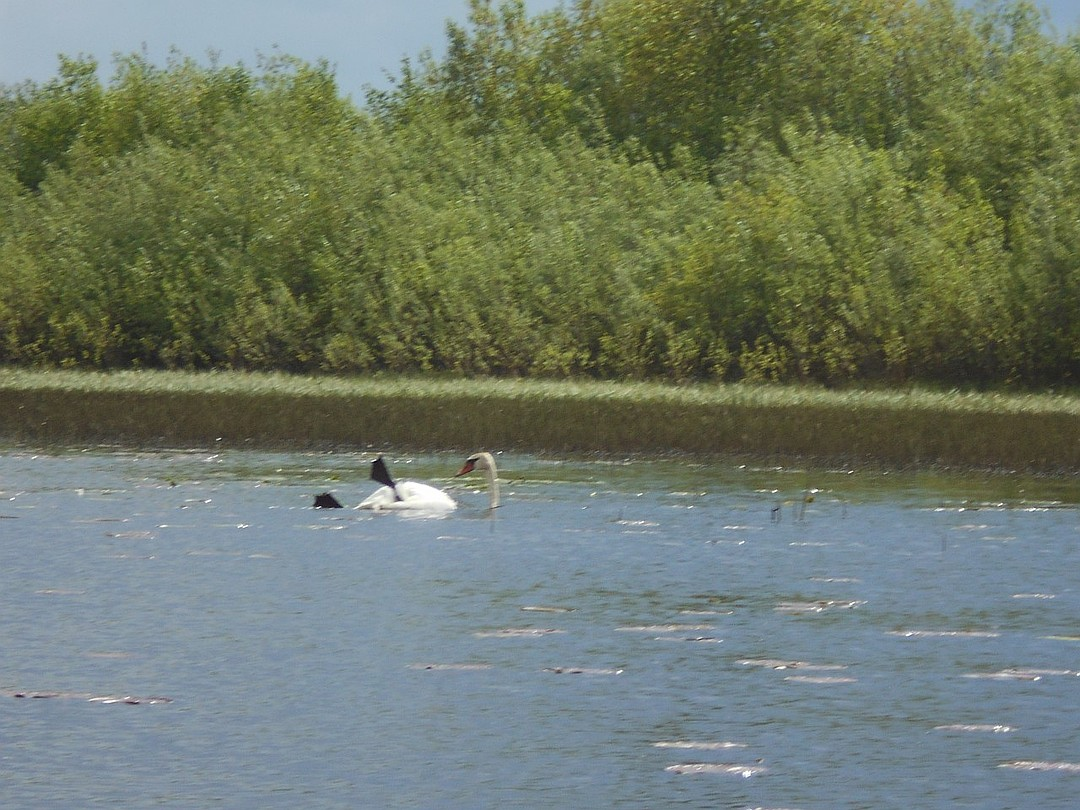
[1,370,1077,473]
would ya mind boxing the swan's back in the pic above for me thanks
[358,481,456,511]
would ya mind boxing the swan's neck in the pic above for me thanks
[477,452,500,509]
[486,463,500,509]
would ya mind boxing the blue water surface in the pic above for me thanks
[2,448,1078,809]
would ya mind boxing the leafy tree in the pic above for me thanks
[0,55,102,189]
[2,1,1080,389]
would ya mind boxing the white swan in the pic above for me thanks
[357,456,457,511]
[455,451,500,509]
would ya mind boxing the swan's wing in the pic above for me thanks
[396,481,457,510]
[357,485,399,510]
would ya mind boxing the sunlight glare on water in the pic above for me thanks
[1,448,1079,809]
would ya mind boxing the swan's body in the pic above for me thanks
[357,479,457,511]
[357,456,457,512]
[456,452,500,509]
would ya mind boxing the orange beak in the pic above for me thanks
[455,459,476,477]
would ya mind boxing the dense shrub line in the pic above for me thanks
[2,1,1079,388]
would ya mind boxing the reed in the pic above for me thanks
[0,369,1077,472]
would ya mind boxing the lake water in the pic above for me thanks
[2,447,1079,809]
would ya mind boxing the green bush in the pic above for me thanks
[2,1,1079,388]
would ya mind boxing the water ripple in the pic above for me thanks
[998,761,1080,773]
[665,762,767,777]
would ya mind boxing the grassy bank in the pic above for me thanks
[0,369,1078,472]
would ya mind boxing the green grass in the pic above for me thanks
[1,368,1078,472]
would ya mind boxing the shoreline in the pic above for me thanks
[1,369,1077,474]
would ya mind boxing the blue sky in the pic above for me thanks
[0,1,560,102]
[1,1,1077,104]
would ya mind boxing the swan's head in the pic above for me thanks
[455,452,493,477]
[455,452,500,509]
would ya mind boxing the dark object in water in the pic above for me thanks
[314,492,343,509]
[370,456,403,502]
